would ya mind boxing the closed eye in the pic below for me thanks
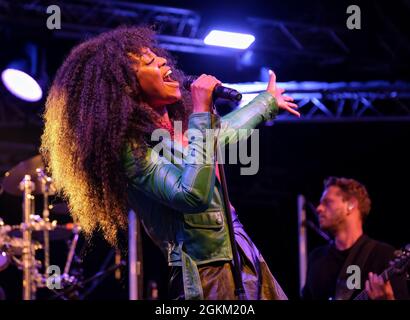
[146,57,155,65]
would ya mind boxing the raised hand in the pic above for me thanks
[267,70,300,117]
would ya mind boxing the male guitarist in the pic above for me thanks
[302,177,409,300]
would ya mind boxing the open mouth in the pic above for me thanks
[163,70,179,86]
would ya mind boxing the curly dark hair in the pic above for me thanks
[324,176,372,220]
[41,26,192,245]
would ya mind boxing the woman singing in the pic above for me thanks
[41,26,299,300]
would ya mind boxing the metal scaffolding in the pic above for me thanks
[228,81,410,122]
[1,1,409,124]
[0,0,210,53]
[1,0,409,64]
[0,0,201,36]
[246,17,349,64]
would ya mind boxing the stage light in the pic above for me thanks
[1,44,45,102]
[204,30,255,49]
[1,68,42,102]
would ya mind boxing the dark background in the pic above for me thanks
[0,0,409,300]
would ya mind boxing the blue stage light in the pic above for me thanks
[204,30,255,49]
[1,67,43,102]
[1,44,45,102]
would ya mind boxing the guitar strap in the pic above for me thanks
[334,234,377,300]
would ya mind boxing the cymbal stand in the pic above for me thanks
[36,168,55,274]
[19,174,36,300]
[63,223,81,276]
[50,261,125,300]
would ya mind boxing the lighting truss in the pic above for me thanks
[227,81,410,122]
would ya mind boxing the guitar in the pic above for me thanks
[353,244,410,300]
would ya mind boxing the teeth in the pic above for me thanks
[164,70,172,78]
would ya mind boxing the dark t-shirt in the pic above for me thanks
[302,235,409,300]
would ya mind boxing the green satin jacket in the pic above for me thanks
[122,92,279,299]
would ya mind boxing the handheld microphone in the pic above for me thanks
[183,76,242,102]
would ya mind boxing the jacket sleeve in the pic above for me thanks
[123,112,218,213]
[123,92,278,213]
[217,91,279,147]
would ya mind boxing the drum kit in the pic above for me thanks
[0,155,82,300]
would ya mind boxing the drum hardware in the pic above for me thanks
[1,155,128,300]
[63,223,81,277]
[19,174,36,300]
[0,218,10,271]
[50,259,126,300]
[0,219,82,299]
[48,202,69,216]
[2,155,56,196]
[0,251,10,272]
[1,156,82,300]
[36,168,55,274]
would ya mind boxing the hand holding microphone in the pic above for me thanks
[185,70,299,117]
[184,74,242,113]
[184,75,242,102]
[185,74,221,113]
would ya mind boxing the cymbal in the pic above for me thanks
[2,155,55,196]
[8,224,74,242]
[49,202,69,215]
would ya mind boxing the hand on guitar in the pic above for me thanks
[365,272,395,300]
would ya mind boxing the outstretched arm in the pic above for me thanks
[218,70,299,146]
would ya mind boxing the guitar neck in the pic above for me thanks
[353,268,391,300]
[352,245,410,300]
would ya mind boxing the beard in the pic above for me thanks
[319,212,345,234]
